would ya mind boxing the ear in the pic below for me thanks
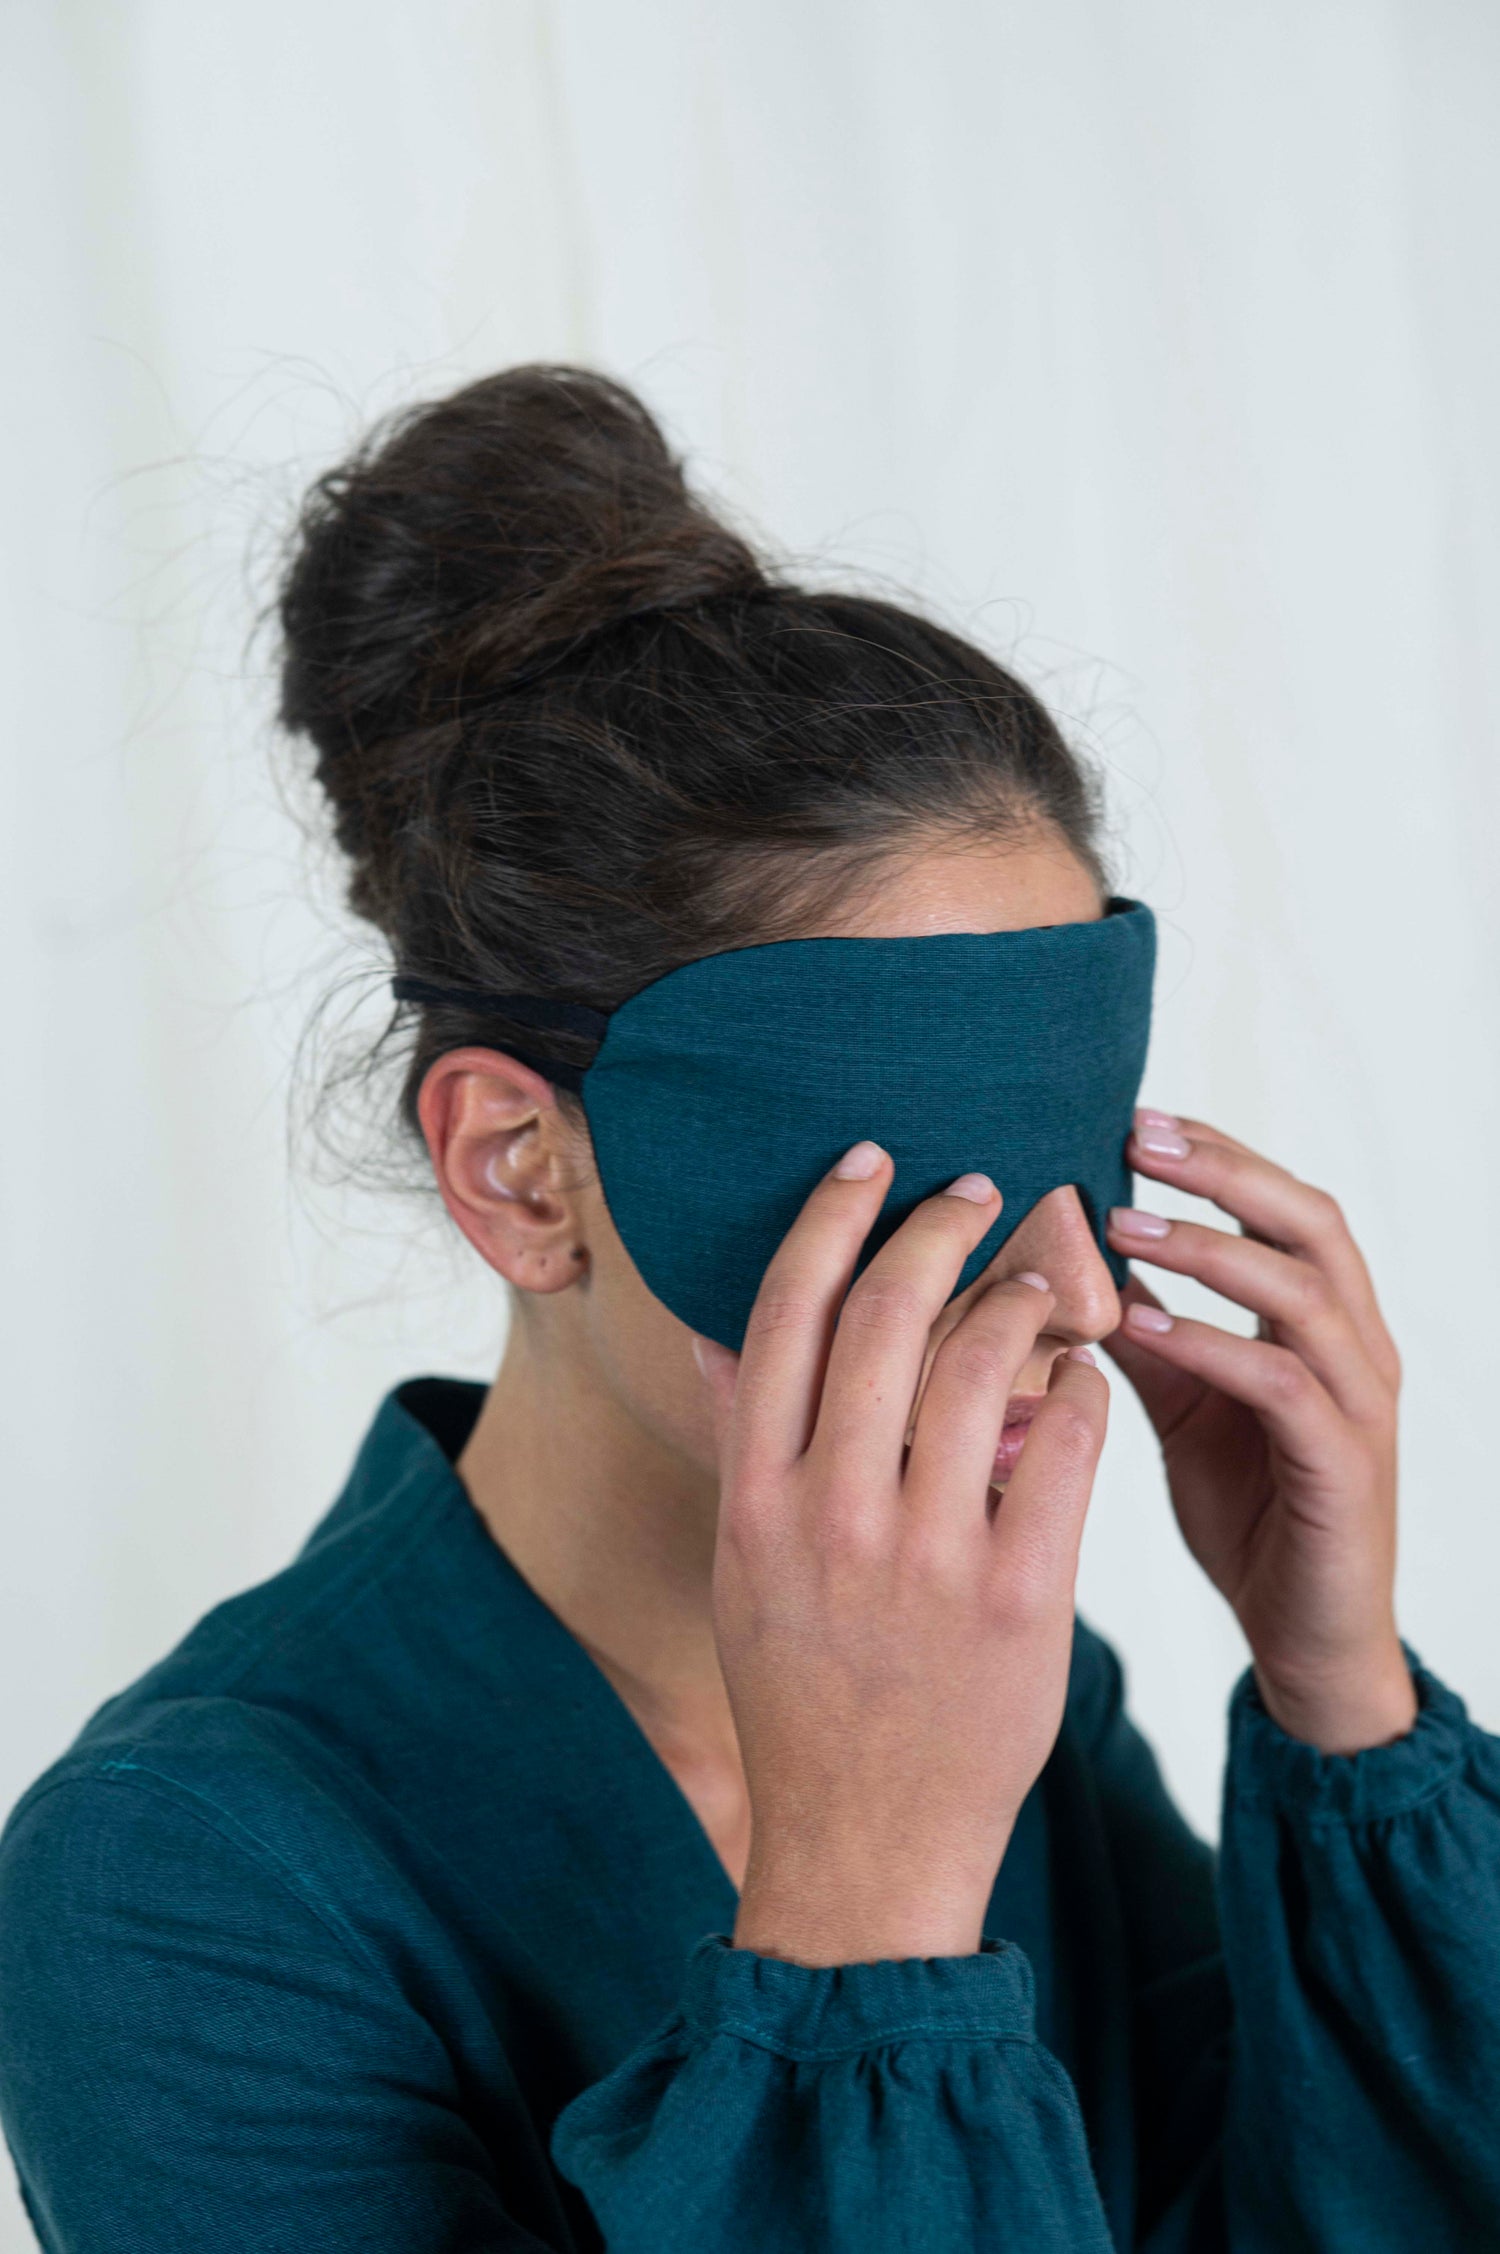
[417,1047,590,1296]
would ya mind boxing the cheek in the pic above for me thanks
[578,1195,721,1474]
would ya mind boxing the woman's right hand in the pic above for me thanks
[693,1139,1108,1968]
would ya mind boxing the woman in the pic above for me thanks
[2,365,1497,2253]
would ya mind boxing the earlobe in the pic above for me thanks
[418,1047,590,1296]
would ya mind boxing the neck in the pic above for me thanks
[456,1305,737,1761]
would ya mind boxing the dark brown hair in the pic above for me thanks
[277,364,1109,1149]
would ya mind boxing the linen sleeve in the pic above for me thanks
[1217,1646,1500,2251]
[1080,1626,1500,2250]
[0,1771,562,2254]
[551,1626,1216,2254]
[549,1932,1118,2252]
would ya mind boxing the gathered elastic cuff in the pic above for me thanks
[680,1930,1037,2062]
[1227,1642,1473,1823]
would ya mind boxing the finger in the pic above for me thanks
[806,1172,1008,1480]
[1111,1303,1348,1474]
[901,1274,1058,1523]
[730,1139,896,1477]
[985,1351,1109,1597]
[1136,1106,1254,1158]
[1127,1118,1400,1388]
[1098,1274,1212,1435]
[1106,1209,1392,1426]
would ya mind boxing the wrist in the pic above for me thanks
[1251,1636,1417,1754]
[733,1837,1004,1967]
[733,1894,985,1967]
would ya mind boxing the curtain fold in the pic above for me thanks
[2,16,1497,2244]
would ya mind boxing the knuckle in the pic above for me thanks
[1305,1185,1346,1237]
[817,1490,887,1568]
[1194,1145,1231,1194]
[936,1326,1018,1395]
[1043,1399,1102,1462]
[896,1518,970,1591]
[840,1271,927,1337]
[717,1484,779,1565]
[1284,1263,1332,1321]
[989,1543,1059,1627]
[725,1460,780,1518]
[1364,1393,1400,1444]
[1262,1347,1311,1406]
[746,1283,818,1341]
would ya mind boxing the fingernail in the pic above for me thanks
[1126,1303,1174,1333]
[1066,1345,1097,1364]
[1014,1270,1051,1293]
[1133,1127,1190,1160]
[690,1334,709,1375]
[1135,1107,1180,1131]
[1109,1206,1172,1239]
[833,1140,886,1179]
[943,1171,997,1203]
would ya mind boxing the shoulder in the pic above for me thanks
[0,1715,498,2254]
[0,1693,431,2174]
[1,1400,466,1917]
[0,1696,384,1972]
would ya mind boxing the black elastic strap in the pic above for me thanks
[389,977,610,1094]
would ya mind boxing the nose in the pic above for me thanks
[983,1182,1121,1348]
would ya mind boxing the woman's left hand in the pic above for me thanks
[1102,1107,1417,1754]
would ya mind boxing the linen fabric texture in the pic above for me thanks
[582,895,1157,1348]
[2,1377,1499,2250]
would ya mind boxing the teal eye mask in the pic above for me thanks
[394,894,1156,1352]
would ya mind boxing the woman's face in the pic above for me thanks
[558,832,1123,1491]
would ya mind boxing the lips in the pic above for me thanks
[991,1395,1046,1488]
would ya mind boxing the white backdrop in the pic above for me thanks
[4,5,1500,2241]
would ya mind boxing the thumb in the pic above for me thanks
[690,1332,742,1462]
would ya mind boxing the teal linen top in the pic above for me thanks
[2,1376,1498,2252]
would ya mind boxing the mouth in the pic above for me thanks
[990,1395,1047,1488]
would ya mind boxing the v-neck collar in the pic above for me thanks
[321,1375,1132,2233]
[346,1376,742,1938]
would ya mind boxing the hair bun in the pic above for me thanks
[276,361,1108,1159]
[279,364,766,765]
